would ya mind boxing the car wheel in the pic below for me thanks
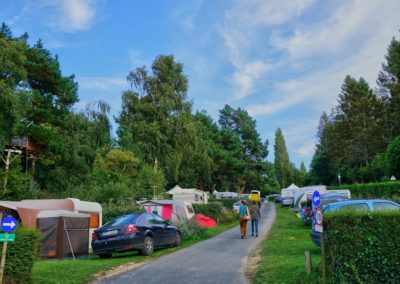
[140,236,154,256]
[99,253,112,259]
[174,232,182,247]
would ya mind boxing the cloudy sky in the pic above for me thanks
[1,0,400,168]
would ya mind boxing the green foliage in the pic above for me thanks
[385,135,400,176]
[274,128,290,188]
[192,202,223,221]
[3,226,41,284]
[218,209,238,224]
[177,218,206,240]
[329,181,400,202]
[102,203,145,224]
[324,211,400,283]
[209,198,244,209]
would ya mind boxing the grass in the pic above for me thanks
[253,205,321,284]
[32,221,238,284]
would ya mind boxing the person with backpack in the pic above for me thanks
[239,200,250,239]
[249,200,261,237]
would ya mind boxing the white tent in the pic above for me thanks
[286,183,299,190]
[167,185,208,204]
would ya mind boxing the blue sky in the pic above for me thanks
[1,0,400,168]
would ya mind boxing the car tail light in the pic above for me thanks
[303,209,307,215]
[125,224,139,234]
[92,232,97,240]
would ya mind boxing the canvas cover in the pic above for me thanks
[37,210,89,259]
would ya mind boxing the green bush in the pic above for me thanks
[323,211,400,283]
[218,209,239,224]
[102,203,145,224]
[329,181,400,201]
[177,219,206,240]
[193,202,223,221]
[2,226,41,284]
[209,198,247,209]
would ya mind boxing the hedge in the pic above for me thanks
[192,202,223,221]
[323,211,400,283]
[1,226,41,284]
[209,198,248,209]
[329,181,400,201]
[102,204,145,224]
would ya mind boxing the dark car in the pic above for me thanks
[275,194,282,203]
[92,213,181,258]
[310,199,400,246]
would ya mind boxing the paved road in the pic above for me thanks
[98,203,276,284]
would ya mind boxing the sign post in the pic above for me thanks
[0,216,17,284]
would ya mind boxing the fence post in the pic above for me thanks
[304,250,312,275]
[321,232,327,283]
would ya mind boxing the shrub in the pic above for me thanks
[218,208,238,224]
[209,198,247,209]
[323,211,400,283]
[3,226,41,284]
[329,181,400,200]
[192,202,223,221]
[102,203,145,224]
[178,219,206,240]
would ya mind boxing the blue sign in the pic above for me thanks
[1,217,17,233]
[312,191,321,207]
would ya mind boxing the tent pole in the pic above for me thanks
[62,217,75,261]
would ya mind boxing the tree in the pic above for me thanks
[218,105,269,192]
[274,128,290,188]
[386,136,400,177]
[377,35,400,139]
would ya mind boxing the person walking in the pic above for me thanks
[249,200,261,237]
[239,200,250,239]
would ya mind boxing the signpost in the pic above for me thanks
[0,216,17,284]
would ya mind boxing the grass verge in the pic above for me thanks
[253,206,321,284]
[32,221,238,284]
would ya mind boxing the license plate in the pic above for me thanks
[102,230,118,236]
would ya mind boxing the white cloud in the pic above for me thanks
[78,77,128,91]
[273,0,399,60]
[219,0,315,100]
[44,0,97,32]
[128,49,147,69]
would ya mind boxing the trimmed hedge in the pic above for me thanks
[329,181,400,202]
[193,202,223,221]
[2,227,41,284]
[102,204,145,224]
[323,211,400,283]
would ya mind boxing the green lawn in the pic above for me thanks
[253,206,321,284]
[32,222,237,284]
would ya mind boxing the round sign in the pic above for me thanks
[312,191,321,207]
[1,216,17,233]
[315,208,323,225]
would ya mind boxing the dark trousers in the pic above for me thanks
[251,218,259,235]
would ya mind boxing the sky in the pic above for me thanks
[1,0,400,168]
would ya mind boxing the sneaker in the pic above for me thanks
[251,234,254,236]
[256,235,258,237]
[241,235,244,239]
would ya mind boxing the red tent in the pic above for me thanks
[191,214,218,228]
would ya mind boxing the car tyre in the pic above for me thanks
[174,232,182,247]
[140,236,154,256]
[99,253,112,259]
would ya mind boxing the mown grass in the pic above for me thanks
[32,221,237,284]
[253,206,321,284]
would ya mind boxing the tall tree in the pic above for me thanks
[377,35,400,139]
[274,128,290,188]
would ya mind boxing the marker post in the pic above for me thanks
[0,217,17,284]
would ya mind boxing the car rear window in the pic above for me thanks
[372,202,400,211]
[337,203,369,212]
[103,214,140,227]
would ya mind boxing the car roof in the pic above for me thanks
[325,199,400,209]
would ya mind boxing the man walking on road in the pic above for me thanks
[249,200,261,237]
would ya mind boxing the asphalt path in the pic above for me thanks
[97,202,276,284]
